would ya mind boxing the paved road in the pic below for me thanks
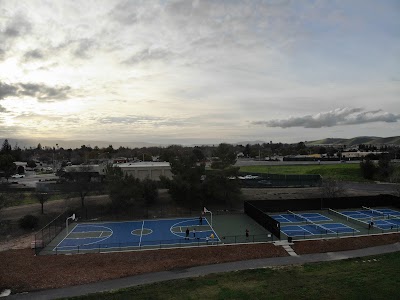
[6,242,400,300]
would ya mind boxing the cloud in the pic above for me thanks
[3,14,31,37]
[109,1,139,25]
[0,81,71,102]
[0,82,18,100]
[122,48,174,65]
[73,38,96,58]
[0,104,7,113]
[23,49,44,61]
[252,108,400,128]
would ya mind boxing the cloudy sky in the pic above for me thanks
[0,0,399,145]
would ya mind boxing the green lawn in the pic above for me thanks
[65,251,400,300]
[240,164,367,181]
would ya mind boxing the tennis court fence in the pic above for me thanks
[33,211,70,255]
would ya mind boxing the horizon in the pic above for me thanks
[1,135,398,149]
[1,1,399,143]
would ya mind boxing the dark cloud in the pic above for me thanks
[23,49,44,61]
[252,108,400,128]
[73,39,96,58]
[0,81,71,102]
[98,116,162,124]
[122,48,173,65]
[0,82,18,99]
[2,14,31,37]
[109,1,139,25]
[0,104,7,113]
[97,115,188,127]
[19,83,71,101]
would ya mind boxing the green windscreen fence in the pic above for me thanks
[244,201,280,239]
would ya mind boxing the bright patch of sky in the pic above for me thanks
[0,0,399,145]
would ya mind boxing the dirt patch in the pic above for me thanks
[0,243,287,293]
[292,233,400,254]
[0,234,32,251]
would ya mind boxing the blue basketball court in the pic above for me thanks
[54,217,219,252]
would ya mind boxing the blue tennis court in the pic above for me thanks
[272,213,331,223]
[54,217,219,252]
[281,223,357,237]
[341,208,400,220]
[371,219,400,230]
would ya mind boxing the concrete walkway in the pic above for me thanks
[7,242,400,300]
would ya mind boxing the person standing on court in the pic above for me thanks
[185,227,190,240]
[193,228,196,238]
[199,215,203,225]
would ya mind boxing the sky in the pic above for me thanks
[0,0,399,145]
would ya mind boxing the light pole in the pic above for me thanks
[66,213,76,236]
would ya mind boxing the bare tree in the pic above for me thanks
[35,183,51,214]
[320,178,345,199]
[34,192,50,214]
[389,169,400,197]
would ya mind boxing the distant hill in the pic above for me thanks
[307,136,400,146]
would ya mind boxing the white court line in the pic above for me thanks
[54,225,114,251]
[297,225,314,235]
[139,220,145,247]
[54,223,80,249]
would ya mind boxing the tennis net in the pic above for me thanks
[288,210,334,234]
[387,214,400,223]
[361,206,386,218]
[328,208,368,228]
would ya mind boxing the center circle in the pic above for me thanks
[131,228,153,236]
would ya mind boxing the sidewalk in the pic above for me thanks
[7,242,400,300]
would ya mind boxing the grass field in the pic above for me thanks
[240,164,366,181]
[65,251,400,300]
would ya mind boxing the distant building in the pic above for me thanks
[115,162,172,181]
[62,162,172,182]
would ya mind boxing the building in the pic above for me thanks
[116,162,172,181]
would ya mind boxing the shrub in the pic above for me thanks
[19,214,39,230]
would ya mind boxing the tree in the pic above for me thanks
[142,178,158,205]
[0,194,6,223]
[192,147,205,162]
[378,155,393,179]
[389,168,400,197]
[360,159,377,180]
[211,143,237,169]
[1,139,12,154]
[320,178,345,199]
[243,144,251,157]
[204,143,241,208]
[27,160,37,168]
[61,165,102,207]
[107,174,143,211]
[165,153,205,207]
[0,154,16,181]
[34,192,50,214]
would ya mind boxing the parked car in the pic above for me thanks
[11,174,25,178]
